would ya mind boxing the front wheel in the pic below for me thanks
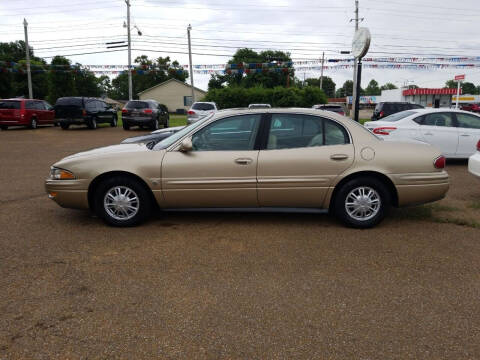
[29,118,38,129]
[111,116,117,127]
[88,117,97,129]
[333,177,390,228]
[94,176,153,227]
[60,122,70,130]
[0,125,7,130]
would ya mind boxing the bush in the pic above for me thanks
[203,86,327,109]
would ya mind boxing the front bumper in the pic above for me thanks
[45,179,90,209]
[468,152,480,178]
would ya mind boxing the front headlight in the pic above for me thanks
[50,167,75,180]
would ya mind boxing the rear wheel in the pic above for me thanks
[0,125,7,130]
[29,118,38,129]
[94,176,153,227]
[60,122,70,130]
[151,118,159,130]
[111,116,117,127]
[164,115,169,128]
[333,177,390,228]
[122,121,130,130]
[87,117,97,129]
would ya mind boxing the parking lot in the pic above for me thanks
[1,125,480,359]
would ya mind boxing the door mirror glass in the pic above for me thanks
[179,138,193,152]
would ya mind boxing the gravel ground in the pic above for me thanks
[1,125,480,359]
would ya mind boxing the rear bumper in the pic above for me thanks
[123,116,154,124]
[45,179,90,209]
[390,171,449,206]
[57,117,88,125]
[468,152,480,178]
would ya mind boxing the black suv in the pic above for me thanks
[371,102,423,121]
[54,97,117,130]
[121,100,169,130]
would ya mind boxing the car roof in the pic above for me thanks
[408,108,477,115]
[214,107,347,121]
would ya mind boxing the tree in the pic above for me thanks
[445,80,478,95]
[305,77,336,98]
[110,55,188,99]
[47,56,76,104]
[335,80,355,97]
[72,64,102,97]
[380,82,397,91]
[365,79,381,95]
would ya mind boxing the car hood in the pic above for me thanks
[60,143,148,162]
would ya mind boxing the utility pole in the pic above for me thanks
[319,52,325,91]
[187,24,195,104]
[23,18,33,99]
[351,0,360,118]
[125,0,132,100]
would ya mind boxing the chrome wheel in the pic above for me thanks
[345,186,381,221]
[103,186,139,221]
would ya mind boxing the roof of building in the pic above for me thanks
[137,78,207,96]
[403,88,461,96]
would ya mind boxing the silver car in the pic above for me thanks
[187,102,217,124]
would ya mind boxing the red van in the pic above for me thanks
[0,99,55,130]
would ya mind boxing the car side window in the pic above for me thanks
[456,113,480,129]
[191,114,261,151]
[25,101,35,110]
[422,113,454,127]
[413,116,424,125]
[85,101,96,112]
[267,114,348,150]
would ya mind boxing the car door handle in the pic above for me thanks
[330,154,349,161]
[460,134,470,137]
[235,158,253,165]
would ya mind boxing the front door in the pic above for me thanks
[419,112,458,156]
[455,112,480,157]
[257,113,354,207]
[161,114,262,207]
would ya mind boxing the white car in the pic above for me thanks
[364,109,480,158]
[187,102,217,124]
[468,140,480,178]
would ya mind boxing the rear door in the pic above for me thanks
[0,100,21,122]
[418,112,458,156]
[257,113,354,207]
[455,112,480,157]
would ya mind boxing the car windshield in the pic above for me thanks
[192,103,215,111]
[153,113,215,150]
[0,100,20,109]
[380,110,417,122]
[126,101,148,109]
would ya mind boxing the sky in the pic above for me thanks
[2,0,480,92]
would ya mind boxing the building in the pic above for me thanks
[138,78,207,113]
[452,94,480,104]
[380,88,461,108]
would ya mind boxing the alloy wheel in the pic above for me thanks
[103,186,139,221]
[344,186,381,221]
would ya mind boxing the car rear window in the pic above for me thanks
[192,103,215,111]
[55,98,83,107]
[381,110,417,122]
[125,101,149,109]
[0,100,21,109]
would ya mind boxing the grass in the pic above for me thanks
[116,112,187,128]
[467,201,480,210]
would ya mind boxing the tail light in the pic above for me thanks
[379,111,384,118]
[82,109,87,116]
[187,110,195,115]
[373,127,397,135]
[143,109,153,114]
[434,155,446,169]
[122,108,128,113]
[477,139,480,152]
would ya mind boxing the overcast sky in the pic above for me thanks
[2,0,480,92]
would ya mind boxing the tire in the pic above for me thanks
[53,122,59,127]
[94,176,153,227]
[151,117,159,130]
[111,116,117,127]
[60,122,70,130]
[122,121,130,130]
[333,177,390,228]
[0,125,7,130]
[87,117,97,129]
[164,115,169,128]
[29,118,38,129]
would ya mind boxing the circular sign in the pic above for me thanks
[352,27,371,59]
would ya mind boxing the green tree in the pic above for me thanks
[72,64,101,97]
[365,79,381,95]
[305,77,336,98]
[47,56,76,104]
[445,80,478,94]
[335,80,355,97]
[12,58,49,99]
[380,82,398,91]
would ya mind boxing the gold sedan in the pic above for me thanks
[45,108,449,228]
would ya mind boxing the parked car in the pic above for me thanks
[364,109,480,158]
[371,102,423,121]
[468,139,480,178]
[0,98,55,130]
[313,104,345,116]
[121,100,169,130]
[460,103,480,113]
[54,97,117,130]
[46,108,448,228]
[187,101,217,124]
[121,126,184,146]
[248,104,271,109]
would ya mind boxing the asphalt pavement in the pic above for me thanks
[1,125,479,359]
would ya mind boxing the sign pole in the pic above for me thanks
[456,80,460,109]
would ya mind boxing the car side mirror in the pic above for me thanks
[179,138,193,152]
